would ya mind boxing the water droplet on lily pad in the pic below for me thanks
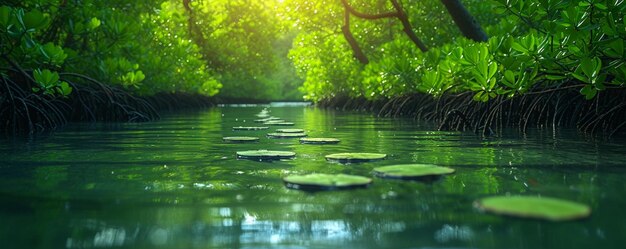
[325,153,386,163]
[232,126,269,131]
[300,138,340,144]
[283,173,372,191]
[276,128,304,133]
[267,133,307,138]
[373,164,454,180]
[223,136,260,143]
[236,150,296,161]
[474,196,591,221]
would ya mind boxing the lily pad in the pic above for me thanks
[223,136,260,143]
[325,153,387,163]
[263,118,287,124]
[276,128,304,133]
[254,117,282,123]
[236,150,296,161]
[264,122,295,126]
[267,132,307,138]
[232,126,269,131]
[300,138,341,144]
[373,164,454,180]
[284,173,372,191]
[474,196,591,221]
[255,113,270,118]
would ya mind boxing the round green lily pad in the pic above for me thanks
[284,173,372,191]
[263,120,286,124]
[276,128,304,133]
[300,138,341,144]
[264,121,294,126]
[325,153,387,163]
[474,196,591,221]
[236,150,296,160]
[232,126,269,131]
[373,164,454,180]
[267,132,307,138]
[223,136,259,143]
[254,117,282,123]
[263,122,295,126]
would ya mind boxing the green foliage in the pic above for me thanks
[4,0,626,105]
[1,1,222,100]
[32,69,71,97]
[288,0,626,102]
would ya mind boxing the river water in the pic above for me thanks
[1,105,625,249]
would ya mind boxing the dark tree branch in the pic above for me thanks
[390,0,428,52]
[341,0,398,19]
[341,8,369,64]
[440,0,488,42]
[340,0,428,56]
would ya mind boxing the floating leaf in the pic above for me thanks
[267,132,307,138]
[264,122,295,126]
[284,173,372,191]
[325,153,387,163]
[232,126,269,131]
[236,150,295,160]
[474,196,591,221]
[300,138,340,144]
[223,136,259,143]
[373,164,455,180]
[275,128,304,133]
[262,120,286,124]
[254,118,280,123]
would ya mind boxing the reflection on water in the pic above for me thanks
[1,106,626,248]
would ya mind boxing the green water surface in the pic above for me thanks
[1,105,625,249]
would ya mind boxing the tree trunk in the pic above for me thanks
[440,0,488,42]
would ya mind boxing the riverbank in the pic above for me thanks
[317,88,626,138]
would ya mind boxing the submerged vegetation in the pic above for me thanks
[2,0,626,135]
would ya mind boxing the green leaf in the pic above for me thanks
[0,6,12,28]
[87,17,101,30]
[606,39,624,57]
[580,85,598,99]
[373,164,455,180]
[545,74,566,80]
[33,69,60,87]
[284,174,372,190]
[487,61,498,80]
[23,9,48,31]
[57,81,72,97]
[475,196,591,221]
[39,42,67,65]
[511,42,528,53]
[473,91,487,102]
[325,153,387,163]
[503,70,516,87]
[464,46,479,64]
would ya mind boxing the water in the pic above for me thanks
[1,105,626,249]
